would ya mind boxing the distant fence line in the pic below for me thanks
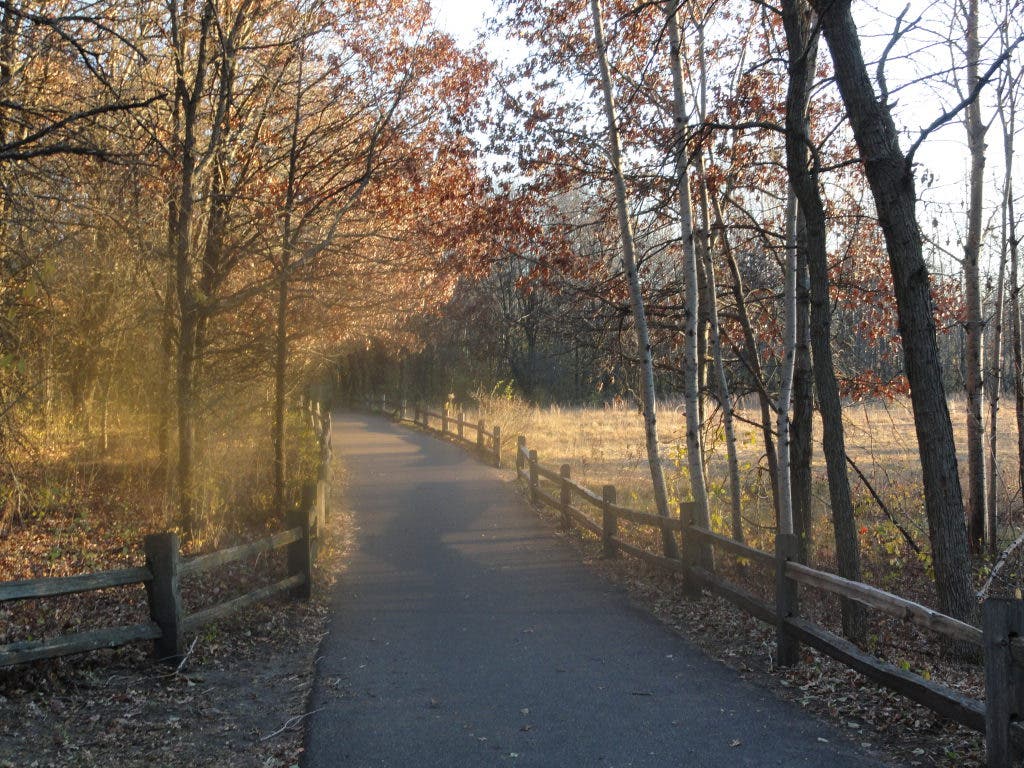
[362,393,501,468]
[0,400,333,668]
[365,395,1024,768]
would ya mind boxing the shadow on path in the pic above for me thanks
[304,414,886,768]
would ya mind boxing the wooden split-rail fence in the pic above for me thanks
[0,400,333,668]
[363,394,1024,768]
[363,394,502,468]
[508,435,1024,768]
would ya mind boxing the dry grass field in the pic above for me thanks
[472,392,1023,592]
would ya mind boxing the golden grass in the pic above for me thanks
[472,393,1024,565]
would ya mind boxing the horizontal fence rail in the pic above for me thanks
[0,623,164,668]
[0,566,153,602]
[0,399,334,670]
[180,528,304,577]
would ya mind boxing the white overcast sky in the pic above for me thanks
[432,0,492,45]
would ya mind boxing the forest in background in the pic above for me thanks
[0,0,495,554]
[2,0,1024,653]
[341,0,1024,643]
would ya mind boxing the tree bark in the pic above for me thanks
[811,0,976,625]
[963,0,987,553]
[988,188,1006,556]
[170,0,216,537]
[274,50,305,518]
[698,155,744,543]
[783,0,866,640]
[791,212,813,562]
[998,54,1024,532]
[590,0,678,557]
[666,0,712,555]
[777,188,799,537]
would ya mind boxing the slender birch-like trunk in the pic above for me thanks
[590,0,678,557]
[713,194,781,516]
[988,185,1006,556]
[777,189,799,536]
[698,155,743,542]
[964,0,987,553]
[689,13,743,543]
[666,0,712,552]
[274,51,305,517]
[998,50,1024,526]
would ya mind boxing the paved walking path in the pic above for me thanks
[303,414,884,767]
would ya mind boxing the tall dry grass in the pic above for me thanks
[470,391,1023,578]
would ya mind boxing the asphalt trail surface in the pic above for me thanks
[304,414,884,767]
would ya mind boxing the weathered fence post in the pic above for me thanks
[559,464,572,531]
[288,483,315,600]
[984,598,1024,767]
[458,411,465,440]
[528,449,539,504]
[324,412,333,461]
[493,426,502,468]
[602,485,618,558]
[316,479,327,531]
[775,533,801,667]
[442,407,449,434]
[144,533,184,663]
[516,435,526,477]
[680,502,702,599]
[317,462,330,522]
[414,403,421,425]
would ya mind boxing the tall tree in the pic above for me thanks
[810,0,976,624]
[590,0,678,557]
[776,187,798,539]
[997,11,1024,533]
[666,0,711,550]
[962,0,987,553]
[781,0,865,640]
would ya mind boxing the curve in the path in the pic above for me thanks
[304,414,885,768]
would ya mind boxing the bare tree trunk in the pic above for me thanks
[590,0,678,557]
[666,0,712,554]
[777,188,798,537]
[158,255,175,484]
[783,0,866,640]
[997,46,1024,529]
[988,189,1006,556]
[170,0,216,538]
[698,155,743,543]
[274,52,304,518]
[812,0,976,625]
[791,212,813,561]
[964,0,987,553]
[713,195,781,515]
